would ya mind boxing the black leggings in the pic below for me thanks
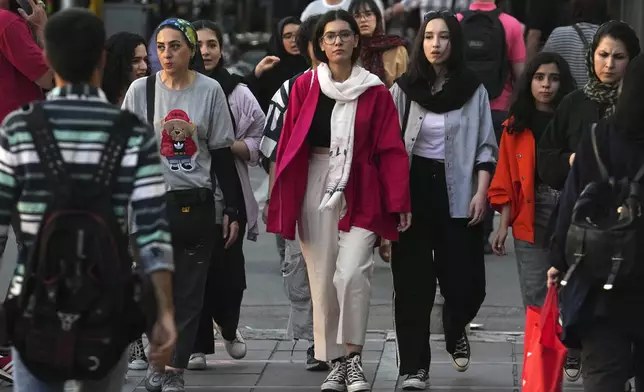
[193,222,247,352]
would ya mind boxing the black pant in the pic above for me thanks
[483,110,509,241]
[392,157,486,375]
[193,221,247,352]
[165,189,217,369]
[581,319,644,392]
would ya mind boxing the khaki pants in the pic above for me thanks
[298,153,377,361]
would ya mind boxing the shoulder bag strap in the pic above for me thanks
[25,103,70,191]
[590,124,609,180]
[146,75,156,126]
[401,94,411,137]
[572,23,590,53]
[93,112,136,191]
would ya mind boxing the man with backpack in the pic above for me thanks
[457,0,525,253]
[0,8,176,391]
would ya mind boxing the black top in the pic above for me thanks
[525,0,570,44]
[307,93,334,148]
[531,110,555,184]
[536,89,608,191]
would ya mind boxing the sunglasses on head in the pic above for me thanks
[423,9,455,21]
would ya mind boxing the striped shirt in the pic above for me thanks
[0,85,173,275]
[401,0,473,20]
[543,22,599,88]
[259,71,307,162]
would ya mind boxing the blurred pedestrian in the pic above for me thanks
[349,0,408,87]
[103,32,150,106]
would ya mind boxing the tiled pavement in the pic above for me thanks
[113,332,586,392]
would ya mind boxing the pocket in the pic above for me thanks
[355,164,381,216]
[282,243,310,303]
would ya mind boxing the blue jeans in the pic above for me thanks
[12,348,128,392]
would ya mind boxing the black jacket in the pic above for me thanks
[536,89,608,190]
[550,121,644,335]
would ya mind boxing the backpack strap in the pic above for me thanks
[633,157,644,183]
[590,124,609,180]
[145,75,155,126]
[93,112,137,191]
[572,23,590,53]
[26,103,71,193]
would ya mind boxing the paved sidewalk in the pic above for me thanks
[116,332,585,392]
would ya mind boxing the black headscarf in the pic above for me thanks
[612,53,644,145]
[193,20,243,97]
[396,13,480,114]
[255,17,309,111]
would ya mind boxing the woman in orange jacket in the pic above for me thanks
[488,52,575,308]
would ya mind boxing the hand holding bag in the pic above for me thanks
[522,286,568,392]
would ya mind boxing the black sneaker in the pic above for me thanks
[321,358,347,392]
[306,345,330,371]
[401,369,429,390]
[346,353,370,392]
[563,353,581,382]
[450,333,471,372]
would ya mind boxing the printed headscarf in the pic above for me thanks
[582,21,640,117]
[156,18,198,58]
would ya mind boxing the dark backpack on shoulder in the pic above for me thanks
[561,125,644,290]
[3,103,149,382]
[460,9,508,99]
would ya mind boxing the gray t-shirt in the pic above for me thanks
[122,72,235,192]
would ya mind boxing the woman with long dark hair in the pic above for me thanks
[348,0,407,87]
[267,10,411,392]
[387,10,497,390]
[185,19,265,370]
[488,52,575,308]
[103,32,149,106]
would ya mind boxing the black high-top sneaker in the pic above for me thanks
[345,352,370,392]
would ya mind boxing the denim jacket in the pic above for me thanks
[390,83,498,218]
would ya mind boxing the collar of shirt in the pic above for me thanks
[46,84,109,103]
[469,1,497,11]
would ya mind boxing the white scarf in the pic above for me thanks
[316,63,383,211]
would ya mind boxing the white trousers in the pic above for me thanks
[298,153,377,361]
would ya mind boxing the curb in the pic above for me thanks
[239,328,524,343]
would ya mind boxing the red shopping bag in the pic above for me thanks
[522,286,568,392]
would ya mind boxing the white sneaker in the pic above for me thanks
[187,353,207,370]
[223,329,247,359]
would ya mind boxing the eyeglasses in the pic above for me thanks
[423,9,455,21]
[353,10,374,20]
[282,32,298,41]
[322,30,356,45]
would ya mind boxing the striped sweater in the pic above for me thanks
[543,23,599,88]
[259,70,306,162]
[0,85,173,275]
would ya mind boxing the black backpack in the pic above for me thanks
[3,103,149,382]
[561,126,644,290]
[460,9,509,99]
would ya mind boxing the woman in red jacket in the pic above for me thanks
[488,52,574,308]
[266,9,411,392]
